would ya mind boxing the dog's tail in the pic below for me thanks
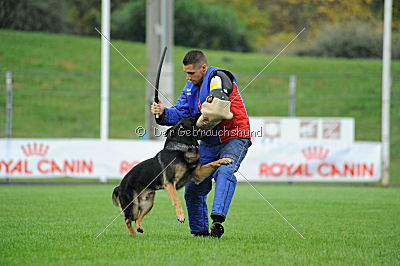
[112,186,121,207]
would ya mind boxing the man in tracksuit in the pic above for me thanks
[151,50,251,238]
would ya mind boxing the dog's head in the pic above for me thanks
[164,113,203,144]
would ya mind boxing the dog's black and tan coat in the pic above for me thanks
[112,114,231,236]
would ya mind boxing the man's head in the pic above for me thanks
[183,50,208,85]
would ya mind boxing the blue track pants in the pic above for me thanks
[184,138,251,234]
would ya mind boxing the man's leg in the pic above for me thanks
[184,179,212,235]
[210,138,251,237]
[184,142,218,235]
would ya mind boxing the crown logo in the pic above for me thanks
[21,143,49,157]
[302,146,329,160]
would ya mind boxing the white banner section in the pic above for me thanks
[249,117,355,143]
[0,139,163,178]
[241,141,380,182]
[0,139,381,182]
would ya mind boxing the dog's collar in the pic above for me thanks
[165,141,198,152]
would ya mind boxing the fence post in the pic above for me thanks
[289,75,296,117]
[6,71,12,137]
[5,71,12,183]
[381,0,392,187]
[99,0,110,183]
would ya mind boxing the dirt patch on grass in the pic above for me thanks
[55,61,78,69]
[269,77,285,84]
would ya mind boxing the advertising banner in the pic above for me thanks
[0,139,162,178]
[0,139,381,182]
[240,141,381,182]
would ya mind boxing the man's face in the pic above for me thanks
[183,64,207,85]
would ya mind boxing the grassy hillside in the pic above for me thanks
[0,30,399,182]
[1,184,399,265]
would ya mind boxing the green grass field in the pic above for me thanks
[0,183,399,265]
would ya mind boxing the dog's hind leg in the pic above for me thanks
[135,191,155,233]
[120,192,139,236]
[125,219,136,236]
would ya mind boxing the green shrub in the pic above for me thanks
[111,0,146,42]
[111,0,253,52]
[393,32,400,60]
[0,0,66,33]
[297,21,400,60]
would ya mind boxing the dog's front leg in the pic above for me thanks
[192,158,232,184]
[164,182,185,223]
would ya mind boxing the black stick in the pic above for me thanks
[154,47,167,119]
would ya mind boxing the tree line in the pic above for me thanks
[0,0,399,58]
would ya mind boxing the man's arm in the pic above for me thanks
[152,88,191,126]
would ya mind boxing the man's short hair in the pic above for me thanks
[182,50,208,67]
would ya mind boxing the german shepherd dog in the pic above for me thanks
[112,114,232,236]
